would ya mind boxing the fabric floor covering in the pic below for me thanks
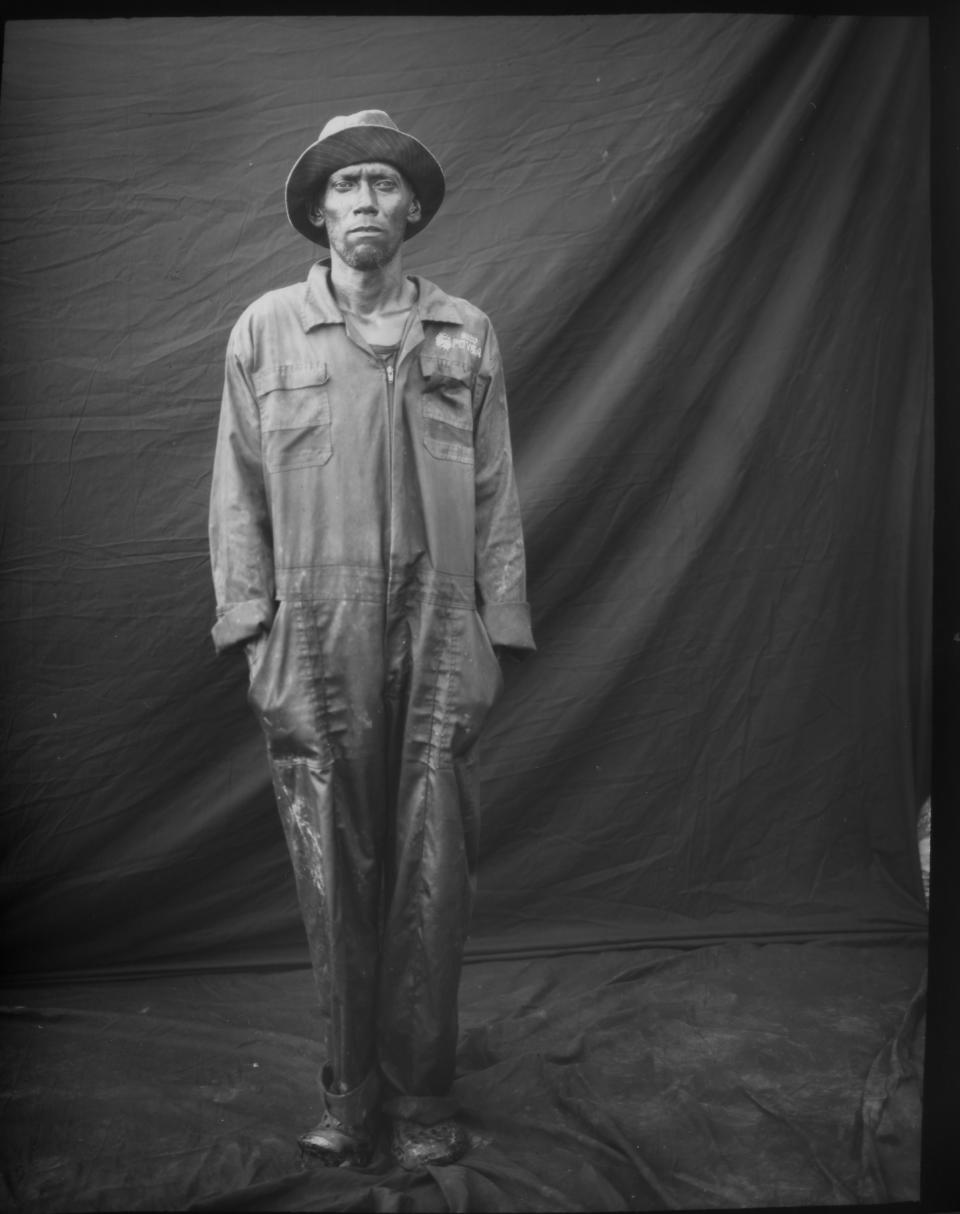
[0,938,924,1212]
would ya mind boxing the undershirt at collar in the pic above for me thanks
[339,279,420,356]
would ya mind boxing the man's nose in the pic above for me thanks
[353,181,377,210]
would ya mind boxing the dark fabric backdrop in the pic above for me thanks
[0,15,931,979]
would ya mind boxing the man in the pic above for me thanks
[208,110,534,1170]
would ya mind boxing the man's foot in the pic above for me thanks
[298,1109,375,1167]
[390,1117,469,1170]
[299,1065,380,1167]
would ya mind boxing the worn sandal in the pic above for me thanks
[298,1109,375,1167]
[298,1065,379,1167]
[390,1116,469,1170]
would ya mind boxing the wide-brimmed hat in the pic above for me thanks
[285,109,445,246]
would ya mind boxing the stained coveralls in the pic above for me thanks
[209,261,534,1120]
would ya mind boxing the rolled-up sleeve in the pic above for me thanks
[208,319,276,653]
[473,325,535,654]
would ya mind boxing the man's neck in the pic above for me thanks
[328,254,414,319]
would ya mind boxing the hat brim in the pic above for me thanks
[285,125,445,246]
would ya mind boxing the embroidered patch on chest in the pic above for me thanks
[434,331,482,360]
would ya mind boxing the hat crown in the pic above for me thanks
[317,109,400,142]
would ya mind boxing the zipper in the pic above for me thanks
[384,359,395,532]
[383,354,396,657]
[379,307,414,669]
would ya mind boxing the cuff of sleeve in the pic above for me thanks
[211,598,277,654]
[479,601,536,653]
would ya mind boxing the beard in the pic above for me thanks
[332,230,404,271]
[342,245,389,270]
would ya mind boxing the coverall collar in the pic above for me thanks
[300,260,465,334]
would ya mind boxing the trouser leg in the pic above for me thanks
[247,597,386,1093]
[270,754,383,1090]
[378,599,503,1110]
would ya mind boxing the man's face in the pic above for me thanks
[312,161,420,270]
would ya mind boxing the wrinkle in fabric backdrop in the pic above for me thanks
[0,14,929,978]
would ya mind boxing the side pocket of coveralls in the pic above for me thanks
[255,362,333,471]
[246,601,323,760]
[244,629,269,680]
[450,609,504,756]
[419,354,474,465]
[246,602,284,712]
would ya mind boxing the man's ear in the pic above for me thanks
[408,196,422,224]
[308,200,325,231]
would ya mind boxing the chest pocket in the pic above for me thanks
[255,363,332,471]
[420,354,474,465]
